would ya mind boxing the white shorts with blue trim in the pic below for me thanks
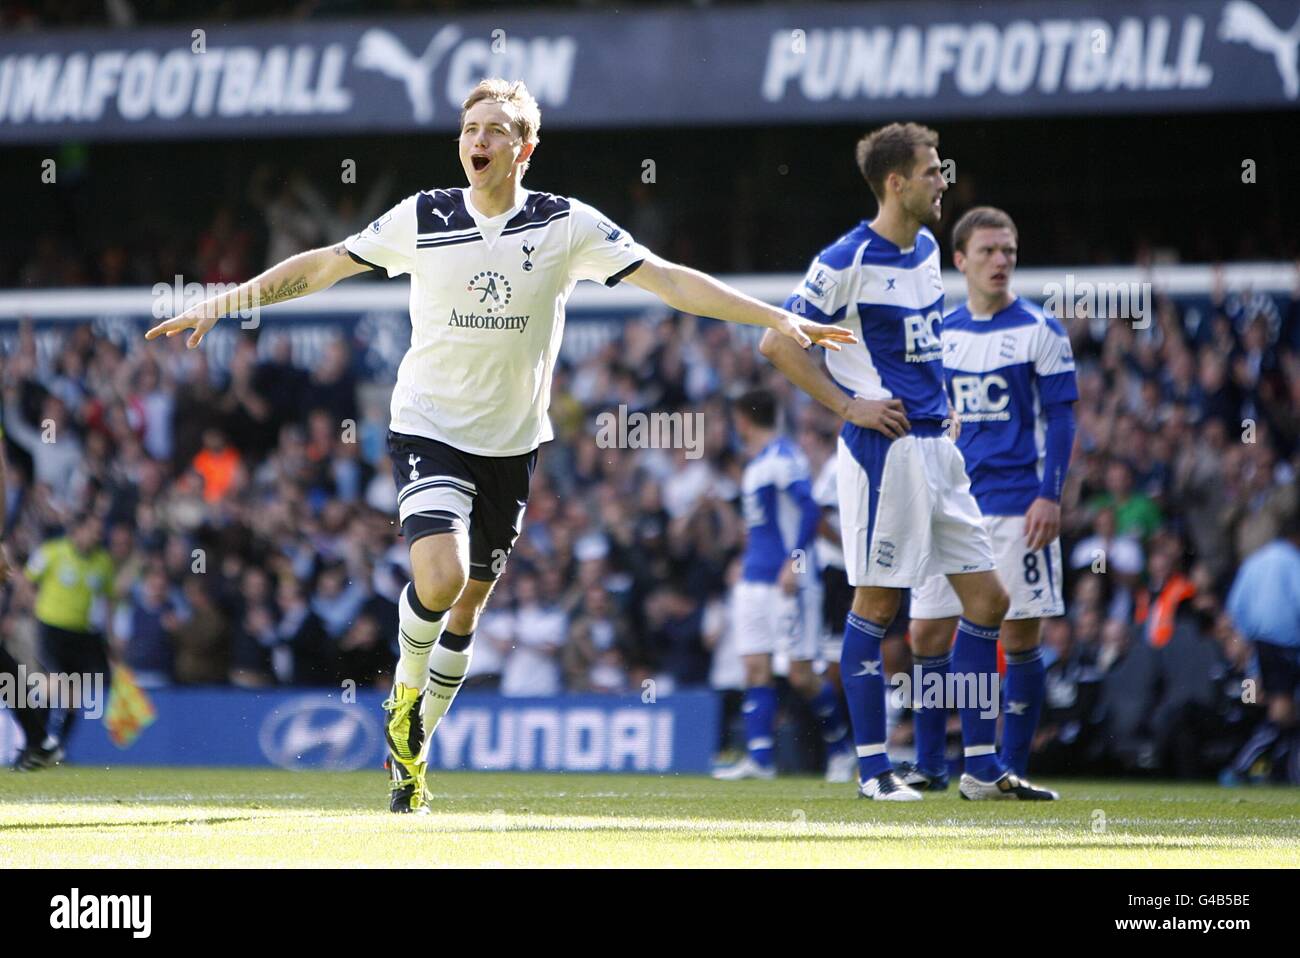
[910,514,1065,621]
[837,425,995,589]
[732,580,820,661]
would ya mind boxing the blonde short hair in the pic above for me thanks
[460,78,542,146]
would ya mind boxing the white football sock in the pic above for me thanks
[418,639,473,758]
[395,583,447,689]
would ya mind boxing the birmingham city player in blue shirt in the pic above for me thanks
[904,207,1078,795]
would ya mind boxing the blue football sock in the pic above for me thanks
[952,618,1005,782]
[742,685,777,768]
[808,679,852,755]
[912,650,951,777]
[841,612,891,780]
[1000,646,1046,777]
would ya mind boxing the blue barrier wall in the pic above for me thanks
[2,688,720,773]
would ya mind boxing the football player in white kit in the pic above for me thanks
[146,78,854,812]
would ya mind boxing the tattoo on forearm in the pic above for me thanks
[257,274,310,305]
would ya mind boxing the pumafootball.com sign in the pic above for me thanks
[0,0,1296,142]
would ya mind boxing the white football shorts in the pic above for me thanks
[732,580,820,661]
[910,513,1065,621]
[837,426,995,588]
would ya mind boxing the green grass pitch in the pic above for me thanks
[2,768,1297,867]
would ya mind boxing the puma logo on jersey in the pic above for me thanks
[431,208,454,225]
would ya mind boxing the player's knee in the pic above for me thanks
[852,589,900,625]
[412,561,467,612]
[983,590,1011,626]
[993,586,1011,620]
[970,584,1010,625]
[410,536,469,611]
[413,577,461,613]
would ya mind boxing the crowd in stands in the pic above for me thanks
[0,258,1297,777]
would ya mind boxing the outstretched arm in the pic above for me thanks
[623,254,856,351]
[145,242,373,348]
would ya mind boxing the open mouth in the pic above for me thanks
[471,154,491,172]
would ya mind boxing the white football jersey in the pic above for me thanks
[345,187,647,456]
